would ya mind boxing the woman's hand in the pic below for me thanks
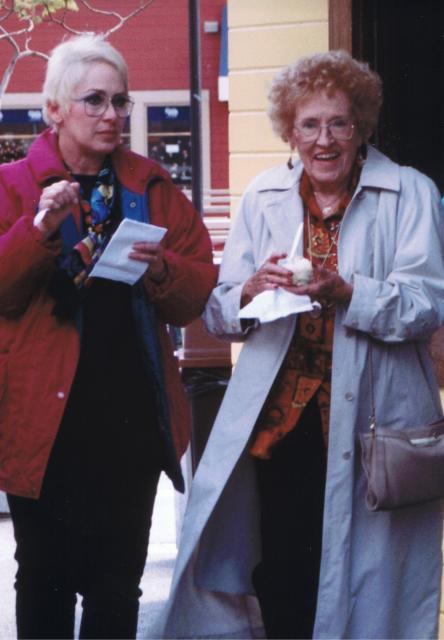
[129,241,168,283]
[284,266,353,306]
[34,181,80,240]
[240,252,293,307]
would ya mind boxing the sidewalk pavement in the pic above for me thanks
[0,472,178,640]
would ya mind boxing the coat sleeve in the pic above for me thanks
[0,171,60,318]
[344,168,444,343]
[144,179,218,327]
[202,188,260,342]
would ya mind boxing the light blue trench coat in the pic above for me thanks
[162,147,444,639]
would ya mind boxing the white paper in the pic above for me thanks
[89,218,167,285]
[238,289,315,323]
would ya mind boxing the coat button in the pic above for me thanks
[342,451,351,460]
[129,201,137,208]
[345,392,354,401]
[57,391,65,399]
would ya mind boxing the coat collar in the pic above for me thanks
[358,145,400,192]
[254,163,304,256]
[253,146,400,256]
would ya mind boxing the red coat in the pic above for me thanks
[0,129,217,499]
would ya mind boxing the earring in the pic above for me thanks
[287,152,295,170]
[357,142,368,166]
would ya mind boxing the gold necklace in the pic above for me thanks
[306,212,341,317]
[307,211,341,269]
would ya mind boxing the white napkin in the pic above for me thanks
[238,289,315,323]
[89,218,167,285]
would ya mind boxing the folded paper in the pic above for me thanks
[89,218,167,285]
[238,288,315,324]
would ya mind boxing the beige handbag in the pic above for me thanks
[360,345,444,511]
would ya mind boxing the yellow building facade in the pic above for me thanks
[226,0,444,634]
[228,0,328,209]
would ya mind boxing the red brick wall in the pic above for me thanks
[0,0,228,188]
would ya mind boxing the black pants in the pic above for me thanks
[7,392,163,640]
[252,398,327,640]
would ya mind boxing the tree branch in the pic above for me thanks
[0,0,154,103]
[0,3,14,24]
[41,4,84,35]
[77,0,156,36]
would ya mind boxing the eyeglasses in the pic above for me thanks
[293,118,355,141]
[72,91,134,118]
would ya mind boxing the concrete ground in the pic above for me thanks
[0,473,177,640]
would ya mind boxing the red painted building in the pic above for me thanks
[0,0,229,194]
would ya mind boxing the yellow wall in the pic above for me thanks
[227,0,328,209]
[227,0,328,362]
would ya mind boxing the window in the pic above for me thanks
[0,108,46,163]
[147,106,192,188]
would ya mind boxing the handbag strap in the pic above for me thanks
[368,342,377,433]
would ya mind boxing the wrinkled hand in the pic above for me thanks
[35,180,80,240]
[129,241,168,283]
[284,266,353,306]
[240,252,293,308]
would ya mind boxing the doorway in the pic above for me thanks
[330,0,444,193]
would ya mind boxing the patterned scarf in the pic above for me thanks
[48,161,117,318]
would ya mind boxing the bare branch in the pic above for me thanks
[0,0,154,104]
[77,0,156,37]
[77,1,124,21]
[0,22,23,52]
[0,47,47,106]
[0,23,34,42]
[41,5,85,35]
[41,2,67,25]
[0,3,14,24]
[0,50,19,102]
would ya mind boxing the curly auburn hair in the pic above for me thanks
[267,50,383,144]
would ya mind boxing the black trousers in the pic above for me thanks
[7,393,163,640]
[252,397,327,640]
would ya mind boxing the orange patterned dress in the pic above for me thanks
[250,170,357,459]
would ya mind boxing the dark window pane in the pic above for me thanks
[147,106,192,188]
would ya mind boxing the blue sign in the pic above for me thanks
[0,108,43,124]
[148,106,190,132]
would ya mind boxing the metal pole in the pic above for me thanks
[188,0,203,215]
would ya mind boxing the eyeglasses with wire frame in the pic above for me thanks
[72,91,134,119]
[293,118,355,141]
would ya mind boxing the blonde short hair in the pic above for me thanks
[268,50,383,143]
[42,33,128,126]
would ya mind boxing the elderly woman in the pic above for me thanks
[0,34,216,639]
[162,51,444,639]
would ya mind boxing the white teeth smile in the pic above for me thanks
[315,152,339,160]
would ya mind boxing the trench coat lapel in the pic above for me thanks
[261,165,304,256]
